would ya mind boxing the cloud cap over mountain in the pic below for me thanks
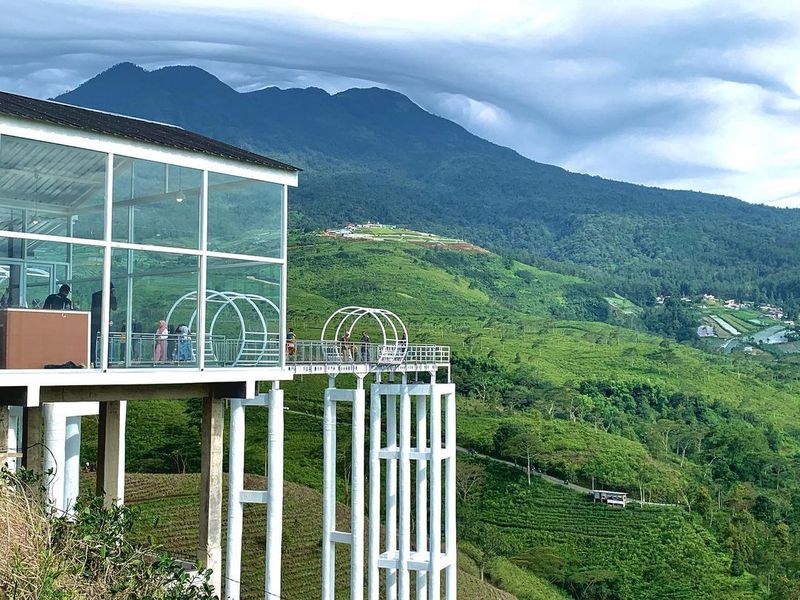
[1,0,798,206]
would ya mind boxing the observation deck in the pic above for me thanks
[288,340,450,376]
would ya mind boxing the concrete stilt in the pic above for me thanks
[199,397,224,596]
[429,385,442,600]
[37,402,99,515]
[43,403,66,513]
[266,384,284,600]
[386,386,398,600]
[64,416,82,514]
[416,394,428,599]
[368,378,382,600]
[445,387,457,599]
[225,398,245,600]
[322,375,337,600]
[96,401,127,506]
[0,405,8,466]
[224,384,286,600]
[7,406,22,472]
[351,375,366,600]
[398,374,412,599]
[22,406,43,474]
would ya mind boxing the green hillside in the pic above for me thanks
[466,458,759,600]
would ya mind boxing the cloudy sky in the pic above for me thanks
[2,0,799,206]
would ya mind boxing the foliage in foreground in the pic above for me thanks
[0,469,216,600]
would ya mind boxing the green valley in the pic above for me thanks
[81,231,800,599]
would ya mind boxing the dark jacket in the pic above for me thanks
[43,292,72,310]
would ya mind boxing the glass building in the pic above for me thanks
[0,91,298,379]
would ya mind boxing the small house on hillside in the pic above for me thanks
[593,489,628,508]
[697,325,716,338]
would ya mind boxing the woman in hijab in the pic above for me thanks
[154,320,169,362]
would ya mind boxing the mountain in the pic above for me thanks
[57,63,800,307]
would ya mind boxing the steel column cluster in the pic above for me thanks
[324,371,457,600]
[224,384,284,600]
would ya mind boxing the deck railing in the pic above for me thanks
[288,340,450,366]
[100,334,449,368]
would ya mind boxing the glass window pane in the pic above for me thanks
[0,239,102,369]
[109,248,199,368]
[205,258,282,367]
[0,135,106,240]
[112,156,201,249]
[207,173,282,257]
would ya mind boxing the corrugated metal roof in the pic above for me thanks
[0,90,299,173]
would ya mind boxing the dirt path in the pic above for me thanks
[457,446,676,508]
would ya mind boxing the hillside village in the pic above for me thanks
[687,293,799,354]
[322,222,488,252]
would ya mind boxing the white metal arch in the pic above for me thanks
[321,306,409,364]
[166,289,280,366]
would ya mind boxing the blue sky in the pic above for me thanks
[2,0,799,206]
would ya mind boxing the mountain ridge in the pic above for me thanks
[54,62,800,307]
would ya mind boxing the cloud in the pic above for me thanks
[0,0,798,205]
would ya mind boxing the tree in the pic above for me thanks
[468,522,508,582]
[506,429,538,486]
[456,462,486,505]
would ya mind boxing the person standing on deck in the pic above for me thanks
[43,284,72,310]
[360,331,370,362]
[90,282,117,367]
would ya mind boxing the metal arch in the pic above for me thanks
[320,306,409,363]
[207,291,252,364]
[165,289,198,327]
[166,289,280,366]
[210,293,280,365]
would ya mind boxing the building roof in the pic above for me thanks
[0,90,299,173]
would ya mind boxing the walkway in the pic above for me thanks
[288,340,450,374]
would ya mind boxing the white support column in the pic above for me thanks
[429,386,442,600]
[266,383,285,600]
[225,398,245,600]
[445,386,457,599]
[224,387,286,600]
[398,375,412,599]
[416,394,428,599]
[385,387,398,600]
[322,375,337,600]
[8,405,22,472]
[351,375,366,600]
[42,402,99,515]
[368,380,382,600]
[42,403,66,513]
[64,416,82,515]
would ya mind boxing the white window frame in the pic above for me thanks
[0,114,296,374]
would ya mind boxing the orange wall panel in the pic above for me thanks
[0,309,90,369]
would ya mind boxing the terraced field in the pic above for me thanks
[473,461,760,600]
[84,472,524,600]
